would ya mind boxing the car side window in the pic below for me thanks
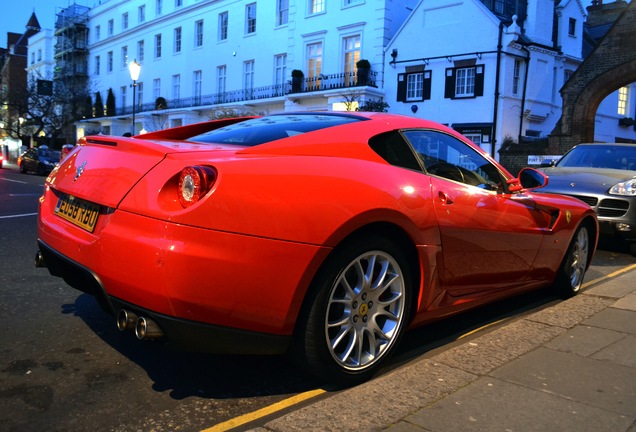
[402,130,504,192]
[368,131,423,172]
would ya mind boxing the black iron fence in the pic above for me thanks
[112,70,377,116]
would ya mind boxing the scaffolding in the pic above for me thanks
[54,4,90,79]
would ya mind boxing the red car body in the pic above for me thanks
[37,112,597,383]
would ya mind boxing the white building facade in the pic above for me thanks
[82,0,417,137]
[383,0,636,159]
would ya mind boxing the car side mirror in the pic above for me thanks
[518,168,548,190]
[540,159,556,167]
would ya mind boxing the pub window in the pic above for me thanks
[397,68,432,103]
[444,64,485,99]
[568,18,576,36]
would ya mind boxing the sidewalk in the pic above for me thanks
[253,268,636,432]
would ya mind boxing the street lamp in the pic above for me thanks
[128,59,141,135]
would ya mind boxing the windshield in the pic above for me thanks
[187,114,363,147]
[557,145,636,171]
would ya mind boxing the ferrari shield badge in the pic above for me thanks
[566,210,572,224]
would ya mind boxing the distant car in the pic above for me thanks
[539,143,636,255]
[36,112,598,384]
[0,153,4,169]
[18,146,59,175]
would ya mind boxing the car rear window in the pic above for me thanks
[187,113,363,147]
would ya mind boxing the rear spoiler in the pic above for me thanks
[136,116,258,141]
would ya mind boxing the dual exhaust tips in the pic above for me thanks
[117,309,164,340]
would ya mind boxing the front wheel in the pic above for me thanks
[556,224,590,298]
[295,236,412,386]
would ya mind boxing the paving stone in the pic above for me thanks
[592,334,636,368]
[583,308,636,335]
[545,325,626,356]
[491,347,636,417]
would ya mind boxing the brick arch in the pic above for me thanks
[550,0,636,153]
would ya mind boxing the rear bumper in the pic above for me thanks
[38,239,291,355]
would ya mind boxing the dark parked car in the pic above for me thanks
[18,146,59,175]
[539,143,636,255]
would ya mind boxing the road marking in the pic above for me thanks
[582,263,636,288]
[0,213,38,219]
[9,193,41,197]
[201,388,326,432]
[0,178,28,184]
[200,263,636,431]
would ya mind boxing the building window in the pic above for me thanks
[217,65,227,102]
[195,20,204,47]
[121,46,128,68]
[175,0,183,7]
[343,0,363,6]
[95,25,101,41]
[277,0,289,26]
[122,12,129,30]
[307,42,323,84]
[108,19,114,36]
[568,18,576,36]
[618,86,629,116]
[95,55,100,75]
[172,74,181,100]
[136,82,143,109]
[397,68,431,102]
[218,12,228,41]
[512,59,521,95]
[121,85,127,110]
[245,4,256,34]
[139,5,146,23]
[445,65,484,99]
[244,60,255,99]
[107,51,113,72]
[456,67,475,96]
[193,70,202,104]
[30,53,35,64]
[154,34,162,58]
[137,40,145,62]
[407,73,424,101]
[309,0,325,14]
[343,35,360,86]
[274,54,287,89]
[174,27,182,53]
[156,0,163,15]
[153,78,161,100]
[37,49,42,61]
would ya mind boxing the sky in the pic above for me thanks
[0,0,94,43]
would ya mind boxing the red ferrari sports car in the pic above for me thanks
[36,112,597,384]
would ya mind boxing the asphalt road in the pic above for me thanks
[1,166,634,432]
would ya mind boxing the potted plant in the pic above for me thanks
[291,69,304,93]
[356,59,371,86]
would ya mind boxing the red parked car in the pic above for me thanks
[36,112,597,384]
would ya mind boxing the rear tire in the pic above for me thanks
[294,236,412,386]
[555,224,590,298]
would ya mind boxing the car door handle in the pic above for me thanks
[438,192,454,205]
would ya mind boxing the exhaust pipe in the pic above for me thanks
[117,309,138,332]
[35,251,46,268]
[135,316,164,340]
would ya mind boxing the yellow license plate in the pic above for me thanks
[55,194,100,233]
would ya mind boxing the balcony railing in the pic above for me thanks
[109,70,377,117]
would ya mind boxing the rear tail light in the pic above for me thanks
[178,166,217,208]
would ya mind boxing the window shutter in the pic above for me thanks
[475,65,485,97]
[444,68,455,99]
[397,73,407,102]
[423,71,432,100]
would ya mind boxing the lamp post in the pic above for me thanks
[128,59,141,135]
